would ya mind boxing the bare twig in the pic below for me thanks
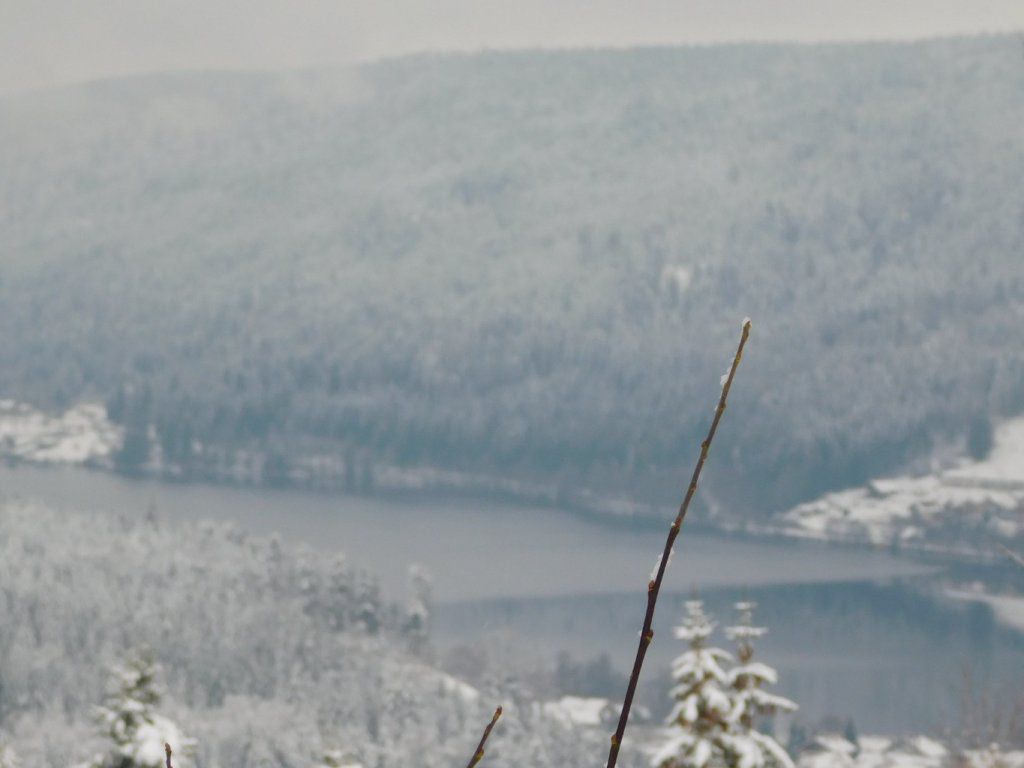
[465,705,503,768]
[998,544,1024,569]
[605,319,752,768]
[165,743,173,768]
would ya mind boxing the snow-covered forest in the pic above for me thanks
[0,499,612,767]
[1,493,1019,768]
[1,36,1023,517]
[3,9,1024,768]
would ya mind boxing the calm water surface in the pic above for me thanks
[2,462,1017,734]
[0,463,930,600]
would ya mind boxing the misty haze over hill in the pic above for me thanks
[1,35,1023,515]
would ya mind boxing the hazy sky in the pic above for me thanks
[3,0,1023,95]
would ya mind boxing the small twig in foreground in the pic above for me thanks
[165,743,173,768]
[465,705,503,768]
[605,319,752,768]
[998,544,1024,569]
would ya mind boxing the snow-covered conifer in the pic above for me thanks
[404,564,433,656]
[88,648,195,768]
[326,554,354,630]
[654,601,799,768]
[652,600,735,768]
[723,602,797,768]
[353,570,381,634]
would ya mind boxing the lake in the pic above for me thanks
[1,462,1019,735]
[0,463,930,600]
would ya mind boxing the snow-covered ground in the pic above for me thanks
[437,672,481,704]
[780,417,1024,550]
[946,587,1024,634]
[0,400,122,464]
[799,734,1024,768]
[641,729,976,768]
[537,695,655,731]
[798,735,951,768]
[541,696,616,728]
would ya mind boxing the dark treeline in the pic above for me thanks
[1,37,1023,513]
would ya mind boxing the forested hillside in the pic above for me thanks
[0,500,609,767]
[1,36,1022,513]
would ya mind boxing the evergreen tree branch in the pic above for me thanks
[605,319,752,768]
[465,706,503,768]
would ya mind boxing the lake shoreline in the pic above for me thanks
[0,460,942,603]
[3,395,1019,566]
[1,452,1012,569]
[3,459,1017,735]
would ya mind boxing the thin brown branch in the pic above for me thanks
[605,319,752,768]
[465,705,503,768]
[165,743,173,768]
